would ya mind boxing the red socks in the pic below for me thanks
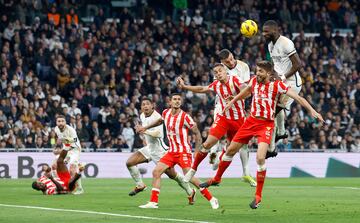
[200,188,213,201]
[255,170,266,199]
[150,188,160,203]
[214,160,232,182]
[192,150,208,170]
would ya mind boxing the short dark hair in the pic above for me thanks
[141,97,152,103]
[32,181,41,191]
[256,60,274,72]
[217,49,231,60]
[263,20,278,28]
[56,114,66,120]
[170,92,182,99]
[212,63,225,69]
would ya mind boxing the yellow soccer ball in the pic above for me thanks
[240,20,258,38]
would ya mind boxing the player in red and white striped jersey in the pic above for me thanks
[137,93,219,209]
[201,61,324,209]
[32,149,84,195]
[176,63,255,186]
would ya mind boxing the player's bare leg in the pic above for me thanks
[184,135,219,182]
[183,167,219,209]
[164,168,195,205]
[200,141,243,188]
[69,163,84,195]
[126,151,148,196]
[139,162,169,208]
[250,142,268,209]
[68,163,85,191]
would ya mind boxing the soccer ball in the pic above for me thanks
[240,20,258,38]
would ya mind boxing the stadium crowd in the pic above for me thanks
[0,0,359,152]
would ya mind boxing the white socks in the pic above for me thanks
[174,173,193,196]
[128,166,144,187]
[276,110,286,136]
[222,154,234,162]
[257,164,266,172]
[239,144,250,176]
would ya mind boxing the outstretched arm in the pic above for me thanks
[286,89,324,123]
[223,85,252,112]
[135,118,163,134]
[176,77,211,93]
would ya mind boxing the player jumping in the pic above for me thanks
[137,93,219,209]
[262,20,303,158]
[177,63,256,186]
[200,61,324,209]
[127,97,196,204]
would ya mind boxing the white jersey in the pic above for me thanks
[140,110,168,151]
[268,35,302,86]
[225,60,250,83]
[54,124,81,151]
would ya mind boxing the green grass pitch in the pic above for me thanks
[0,178,359,223]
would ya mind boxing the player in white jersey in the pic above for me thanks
[127,97,196,204]
[54,115,84,194]
[212,49,255,186]
[262,20,303,158]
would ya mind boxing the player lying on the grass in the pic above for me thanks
[136,93,219,209]
[32,149,85,195]
[127,97,196,205]
[54,115,84,194]
[200,61,324,209]
[176,63,256,187]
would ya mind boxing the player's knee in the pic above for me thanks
[152,168,162,179]
[125,160,132,168]
[256,155,265,165]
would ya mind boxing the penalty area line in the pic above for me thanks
[0,204,215,223]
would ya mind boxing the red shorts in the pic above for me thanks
[232,116,274,145]
[57,170,71,189]
[209,115,245,142]
[159,152,192,169]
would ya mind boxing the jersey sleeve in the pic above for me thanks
[232,75,243,90]
[283,38,297,57]
[184,113,195,129]
[161,109,168,120]
[239,60,250,83]
[68,126,78,143]
[46,188,56,195]
[277,80,289,94]
[150,112,164,137]
[207,81,217,91]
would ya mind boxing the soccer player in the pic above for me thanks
[127,97,196,204]
[262,20,303,158]
[177,63,256,187]
[32,149,84,195]
[200,61,324,209]
[137,93,219,209]
[54,115,84,194]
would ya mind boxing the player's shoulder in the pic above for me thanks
[150,110,161,119]
[279,35,294,45]
[236,59,249,68]
[162,108,170,117]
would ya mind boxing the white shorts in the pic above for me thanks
[278,81,302,110]
[64,149,80,165]
[138,145,166,164]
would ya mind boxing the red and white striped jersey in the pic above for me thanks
[249,77,289,120]
[208,75,246,120]
[162,108,195,153]
[38,175,67,195]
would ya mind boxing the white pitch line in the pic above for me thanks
[0,204,215,223]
